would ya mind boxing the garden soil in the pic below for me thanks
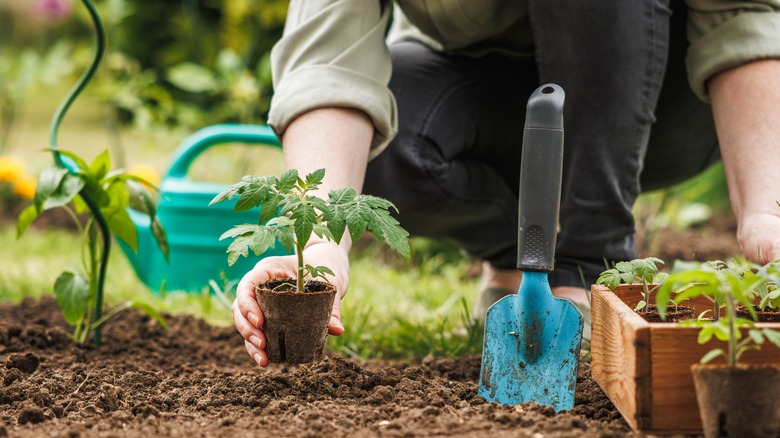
[1,214,739,437]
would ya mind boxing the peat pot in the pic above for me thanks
[255,279,336,364]
[590,284,780,435]
[692,364,780,438]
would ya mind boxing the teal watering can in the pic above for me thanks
[118,124,289,293]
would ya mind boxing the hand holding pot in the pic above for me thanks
[233,240,350,367]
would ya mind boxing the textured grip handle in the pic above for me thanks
[517,84,565,272]
[166,124,281,179]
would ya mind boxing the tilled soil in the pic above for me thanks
[0,298,634,437]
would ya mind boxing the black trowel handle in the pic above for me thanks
[517,84,564,272]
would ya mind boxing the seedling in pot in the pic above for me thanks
[597,257,669,313]
[16,149,170,344]
[210,168,411,289]
[657,258,780,437]
[211,168,410,363]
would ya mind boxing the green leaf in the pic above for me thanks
[596,268,621,290]
[258,194,281,225]
[131,301,170,330]
[635,300,647,312]
[272,228,295,254]
[633,257,663,283]
[89,150,111,180]
[762,329,780,348]
[698,326,715,344]
[16,205,39,238]
[306,264,334,282]
[43,172,85,210]
[219,224,264,240]
[749,329,765,345]
[700,348,726,364]
[360,203,410,258]
[34,167,69,210]
[276,169,298,193]
[225,235,252,266]
[234,181,272,211]
[615,261,632,273]
[53,271,89,326]
[210,177,255,205]
[305,168,325,189]
[291,202,317,248]
[312,223,334,241]
[166,62,218,93]
[151,217,170,261]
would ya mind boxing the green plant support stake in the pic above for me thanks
[49,0,108,345]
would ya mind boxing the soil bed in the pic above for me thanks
[1,298,633,437]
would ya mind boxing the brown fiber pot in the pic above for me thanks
[255,279,336,364]
[691,363,780,438]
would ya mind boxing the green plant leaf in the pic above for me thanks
[700,348,726,364]
[34,167,69,209]
[166,62,218,93]
[258,194,281,225]
[272,227,295,254]
[16,204,39,238]
[306,264,334,282]
[312,223,334,241]
[749,329,765,345]
[234,180,272,211]
[762,329,780,348]
[633,257,663,283]
[89,150,111,180]
[635,300,647,312]
[305,168,325,188]
[43,172,85,211]
[53,271,89,327]
[360,204,410,259]
[131,301,170,330]
[596,268,621,290]
[276,169,298,193]
[151,217,170,261]
[291,202,317,248]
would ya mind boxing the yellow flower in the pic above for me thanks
[127,163,161,187]
[13,175,37,200]
[0,156,27,183]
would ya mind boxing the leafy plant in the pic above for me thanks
[657,258,780,366]
[597,257,669,312]
[16,149,170,343]
[210,168,411,291]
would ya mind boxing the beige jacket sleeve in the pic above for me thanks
[267,0,397,159]
[686,0,780,101]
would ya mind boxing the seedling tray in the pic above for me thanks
[590,284,780,435]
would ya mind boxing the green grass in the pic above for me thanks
[1,223,483,360]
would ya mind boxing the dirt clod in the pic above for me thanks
[17,406,46,425]
[5,352,40,374]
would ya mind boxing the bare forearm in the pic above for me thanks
[709,59,780,263]
[709,59,780,220]
[282,107,374,252]
[282,107,373,194]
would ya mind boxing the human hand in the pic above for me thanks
[737,211,780,265]
[233,240,350,367]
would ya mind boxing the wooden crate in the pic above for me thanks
[590,284,780,435]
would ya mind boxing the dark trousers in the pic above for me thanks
[363,0,720,288]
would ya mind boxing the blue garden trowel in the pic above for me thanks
[478,84,583,412]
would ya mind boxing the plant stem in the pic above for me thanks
[296,240,305,293]
[642,279,650,313]
[726,295,737,367]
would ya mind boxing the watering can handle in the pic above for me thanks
[165,124,281,179]
[517,84,564,273]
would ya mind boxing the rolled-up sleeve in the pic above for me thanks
[686,0,780,102]
[268,0,397,159]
